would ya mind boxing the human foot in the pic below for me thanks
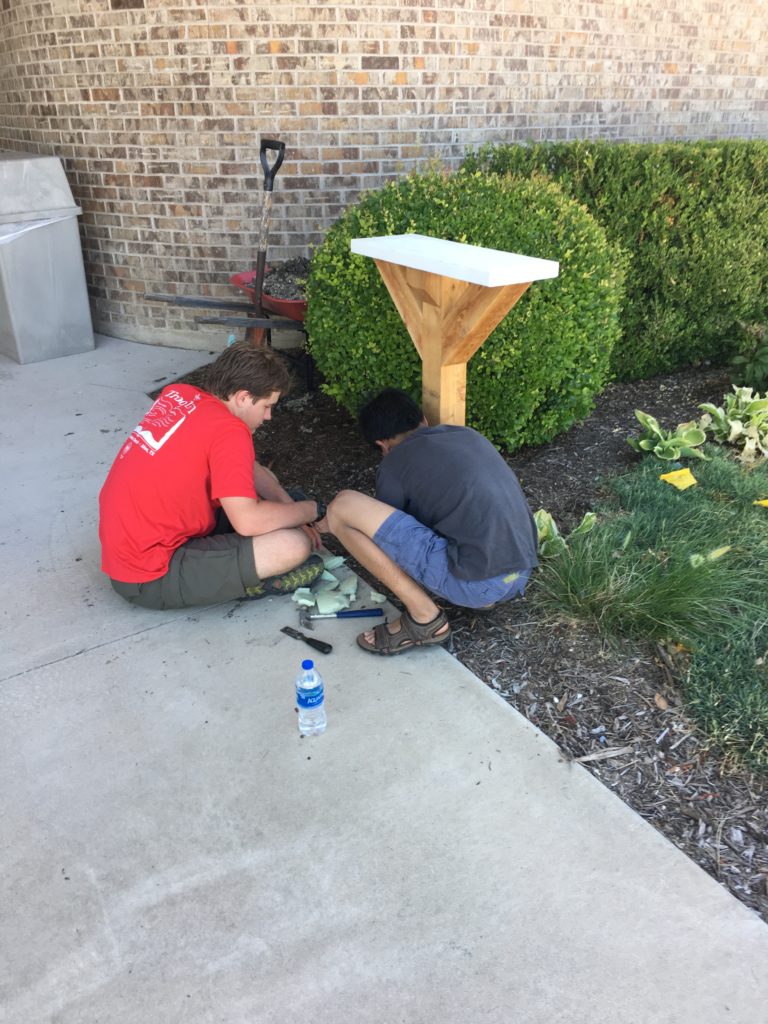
[356,609,450,655]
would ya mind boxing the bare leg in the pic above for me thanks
[326,490,449,641]
[251,527,312,578]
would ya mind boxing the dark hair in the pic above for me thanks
[358,388,423,446]
[204,342,292,401]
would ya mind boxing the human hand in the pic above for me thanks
[300,523,323,550]
[314,516,329,535]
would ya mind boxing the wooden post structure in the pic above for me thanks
[351,234,559,426]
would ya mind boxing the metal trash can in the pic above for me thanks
[0,150,94,364]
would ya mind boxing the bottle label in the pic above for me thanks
[296,684,324,709]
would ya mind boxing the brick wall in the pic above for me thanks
[1,0,767,349]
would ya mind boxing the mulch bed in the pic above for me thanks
[173,351,768,922]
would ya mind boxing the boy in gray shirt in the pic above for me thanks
[325,389,538,655]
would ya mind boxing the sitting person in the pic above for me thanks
[326,388,538,654]
[99,342,326,610]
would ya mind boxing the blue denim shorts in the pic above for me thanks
[373,510,532,610]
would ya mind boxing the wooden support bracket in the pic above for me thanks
[374,259,531,425]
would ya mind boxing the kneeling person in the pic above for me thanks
[326,388,538,654]
[99,343,325,610]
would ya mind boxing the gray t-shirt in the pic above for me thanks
[375,424,539,581]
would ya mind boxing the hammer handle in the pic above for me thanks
[329,609,384,619]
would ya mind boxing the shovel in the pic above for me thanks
[250,138,285,323]
[144,138,295,342]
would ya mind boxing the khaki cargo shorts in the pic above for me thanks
[111,530,259,611]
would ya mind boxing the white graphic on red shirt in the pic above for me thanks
[124,389,201,457]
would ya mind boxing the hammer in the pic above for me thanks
[299,607,384,630]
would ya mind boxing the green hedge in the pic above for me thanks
[306,168,624,451]
[463,140,768,380]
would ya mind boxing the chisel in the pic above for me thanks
[280,625,332,655]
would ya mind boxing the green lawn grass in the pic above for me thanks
[532,447,768,771]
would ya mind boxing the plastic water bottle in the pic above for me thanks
[296,659,327,736]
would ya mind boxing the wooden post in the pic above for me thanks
[374,259,531,425]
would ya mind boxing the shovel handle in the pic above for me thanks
[260,139,285,191]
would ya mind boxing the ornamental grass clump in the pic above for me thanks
[534,511,754,647]
[306,166,624,451]
[533,449,768,771]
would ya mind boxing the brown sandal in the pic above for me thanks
[356,609,451,656]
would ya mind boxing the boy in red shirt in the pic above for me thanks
[99,343,326,610]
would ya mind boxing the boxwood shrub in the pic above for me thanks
[463,140,768,381]
[305,168,624,451]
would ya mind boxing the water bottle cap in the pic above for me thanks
[301,659,314,670]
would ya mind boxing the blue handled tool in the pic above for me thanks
[299,607,384,630]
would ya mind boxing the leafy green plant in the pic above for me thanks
[464,139,768,381]
[306,166,625,451]
[698,386,768,463]
[729,322,768,389]
[534,509,596,557]
[627,409,708,460]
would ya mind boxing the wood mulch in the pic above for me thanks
[173,351,768,923]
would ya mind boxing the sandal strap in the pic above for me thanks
[358,609,450,655]
[373,619,413,652]
[401,609,449,644]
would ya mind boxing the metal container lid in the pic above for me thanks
[0,150,81,224]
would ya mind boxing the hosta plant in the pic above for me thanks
[698,386,768,463]
[627,410,708,461]
[534,509,597,557]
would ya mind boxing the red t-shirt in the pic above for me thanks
[99,384,257,583]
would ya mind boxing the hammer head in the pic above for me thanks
[298,606,314,630]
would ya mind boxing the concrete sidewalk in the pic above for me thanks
[1,336,767,1024]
